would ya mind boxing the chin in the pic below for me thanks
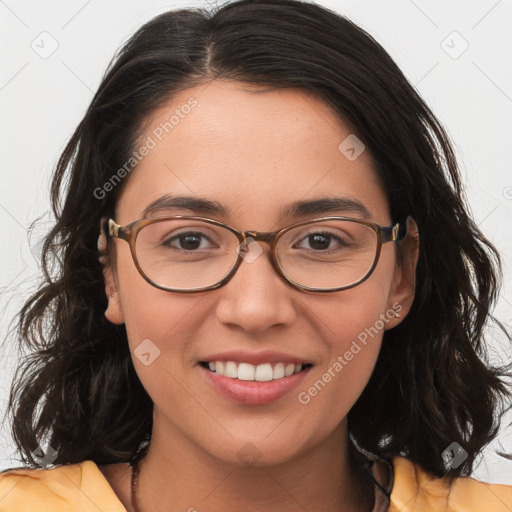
[201,434,310,469]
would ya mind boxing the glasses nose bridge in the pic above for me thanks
[242,230,278,247]
[236,229,283,284]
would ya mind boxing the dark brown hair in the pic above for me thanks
[3,0,511,479]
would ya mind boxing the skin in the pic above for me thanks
[99,79,418,512]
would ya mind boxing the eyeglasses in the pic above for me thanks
[107,215,406,293]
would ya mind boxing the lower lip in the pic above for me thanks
[200,364,312,405]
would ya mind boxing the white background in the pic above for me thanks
[0,0,511,484]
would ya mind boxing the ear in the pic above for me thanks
[385,216,419,329]
[98,217,125,325]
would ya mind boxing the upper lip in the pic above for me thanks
[199,350,312,366]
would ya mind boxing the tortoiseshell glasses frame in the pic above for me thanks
[106,215,407,293]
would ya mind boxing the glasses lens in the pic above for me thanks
[135,219,240,291]
[134,218,378,291]
[276,219,378,289]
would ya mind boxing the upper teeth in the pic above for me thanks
[207,361,303,381]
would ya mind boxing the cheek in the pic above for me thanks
[318,295,386,390]
[114,246,203,366]
[120,289,203,363]
[322,248,397,353]
[293,308,384,445]
[300,254,397,416]
[117,284,206,416]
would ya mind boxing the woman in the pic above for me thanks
[1,0,511,510]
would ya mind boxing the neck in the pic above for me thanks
[132,419,374,512]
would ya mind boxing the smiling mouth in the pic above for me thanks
[199,361,314,382]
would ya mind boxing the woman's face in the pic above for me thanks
[105,79,415,466]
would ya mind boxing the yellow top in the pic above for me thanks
[0,456,511,511]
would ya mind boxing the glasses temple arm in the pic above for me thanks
[382,215,415,243]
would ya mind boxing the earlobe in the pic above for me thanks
[385,216,420,329]
[103,266,125,325]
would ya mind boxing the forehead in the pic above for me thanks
[117,79,389,228]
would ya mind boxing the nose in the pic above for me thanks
[214,240,296,334]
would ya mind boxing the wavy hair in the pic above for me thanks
[3,0,511,479]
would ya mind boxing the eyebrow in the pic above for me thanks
[141,194,371,220]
